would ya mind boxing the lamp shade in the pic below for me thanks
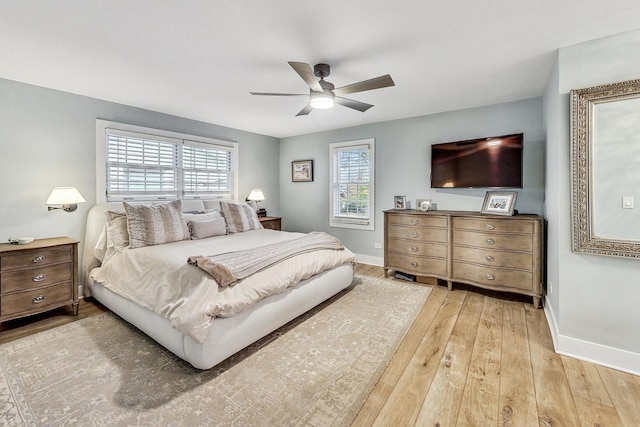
[246,189,265,202]
[46,187,86,205]
[46,187,85,212]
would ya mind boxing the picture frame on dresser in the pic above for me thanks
[291,160,313,182]
[394,195,406,209]
[481,191,517,216]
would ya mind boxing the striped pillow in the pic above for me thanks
[124,200,190,249]
[219,202,263,233]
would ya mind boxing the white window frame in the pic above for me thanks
[96,119,238,203]
[329,138,375,230]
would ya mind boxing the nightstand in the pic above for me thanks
[259,216,282,231]
[0,237,79,323]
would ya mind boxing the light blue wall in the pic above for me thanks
[545,29,640,372]
[0,78,280,256]
[280,98,544,262]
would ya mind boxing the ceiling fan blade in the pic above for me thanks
[250,92,306,96]
[335,97,374,112]
[296,103,313,116]
[288,62,324,93]
[332,74,395,96]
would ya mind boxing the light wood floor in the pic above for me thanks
[1,265,639,425]
[353,264,640,426]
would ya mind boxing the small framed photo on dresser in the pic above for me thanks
[394,195,407,210]
[292,160,314,182]
[481,191,518,216]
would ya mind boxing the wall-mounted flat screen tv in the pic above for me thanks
[430,133,523,188]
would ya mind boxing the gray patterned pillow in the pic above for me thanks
[188,217,227,239]
[105,210,129,252]
[219,202,263,233]
[124,200,190,249]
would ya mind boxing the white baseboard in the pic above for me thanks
[354,254,384,267]
[545,299,640,375]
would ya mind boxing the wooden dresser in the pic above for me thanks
[0,237,79,323]
[384,210,543,307]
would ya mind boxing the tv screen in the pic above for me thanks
[430,133,523,188]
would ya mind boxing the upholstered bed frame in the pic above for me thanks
[81,200,355,369]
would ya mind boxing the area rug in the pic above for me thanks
[0,276,430,427]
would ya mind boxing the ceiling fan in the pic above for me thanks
[250,62,395,116]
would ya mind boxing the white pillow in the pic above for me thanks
[183,211,222,223]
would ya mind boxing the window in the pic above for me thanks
[96,120,237,202]
[329,139,375,230]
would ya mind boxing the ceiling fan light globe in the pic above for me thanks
[310,91,335,109]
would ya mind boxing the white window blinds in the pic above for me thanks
[329,139,375,230]
[103,125,236,202]
[182,140,235,199]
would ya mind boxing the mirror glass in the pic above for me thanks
[571,79,640,258]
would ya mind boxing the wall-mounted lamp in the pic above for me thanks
[46,187,86,212]
[246,189,266,217]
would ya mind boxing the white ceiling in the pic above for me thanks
[2,1,640,138]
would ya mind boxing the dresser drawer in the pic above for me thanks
[386,214,448,228]
[387,253,448,276]
[387,240,448,258]
[1,282,72,316]
[452,246,533,270]
[452,217,533,235]
[387,225,448,243]
[0,247,71,271]
[452,262,534,292]
[453,230,533,252]
[1,262,72,293]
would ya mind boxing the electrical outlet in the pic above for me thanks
[623,196,634,209]
[374,243,382,249]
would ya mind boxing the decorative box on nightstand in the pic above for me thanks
[0,237,79,323]
[259,216,282,231]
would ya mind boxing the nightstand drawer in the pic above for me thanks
[1,262,72,293]
[1,282,72,316]
[0,247,71,271]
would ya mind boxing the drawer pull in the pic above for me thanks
[486,255,495,262]
[485,224,495,230]
[411,232,419,238]
[32,295,46,304]
[486,274,495,280]
[33,255,45,263]
[412,246,419,252]
[486,239,495,245]
[411,219,418,225]
[411,262,418,268]
[33,274,46,282]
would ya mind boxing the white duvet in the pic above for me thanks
[90,229,356,343]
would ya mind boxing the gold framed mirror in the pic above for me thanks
[571,78,640,258]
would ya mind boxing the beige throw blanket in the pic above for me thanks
[188,231,345,286]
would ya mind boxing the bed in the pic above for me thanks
[81,199,356,369]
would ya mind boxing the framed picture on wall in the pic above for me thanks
[292,160,314,182]
[481,191,518,216]
[394,195,407,210]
